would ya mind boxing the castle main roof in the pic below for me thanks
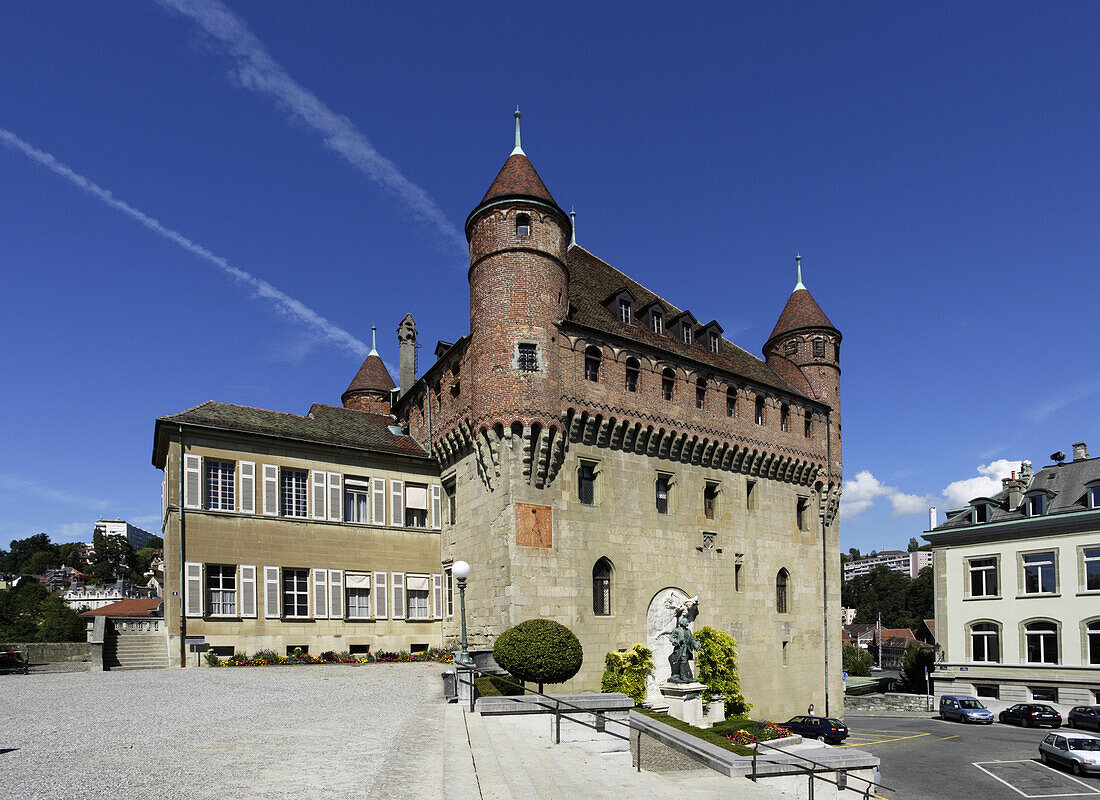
[768,287,838,344]
[565,246,817,401]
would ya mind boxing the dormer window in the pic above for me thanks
[681,326,693,345]
[1025,494,1047,516]
[709,332,720,354]
[1087,481,1100,509]
[652,312,664,335]
[974,503,991,524]
[516,213,531,237]
[618,298,632,324]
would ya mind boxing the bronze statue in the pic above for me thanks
[667,616,699,683]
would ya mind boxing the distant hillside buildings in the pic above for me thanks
[843,549,933,580]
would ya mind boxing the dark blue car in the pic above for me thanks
[782,715,849,744]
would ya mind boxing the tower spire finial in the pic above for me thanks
[511,107,524,156]
[570,206,576,246]
[369,325,378,356]
[794,252,806,291]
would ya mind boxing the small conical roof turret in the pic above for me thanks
[342,326,395,413]
[767,255,838,344]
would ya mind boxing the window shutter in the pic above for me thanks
[373,571,388,619]
[264,566,280,618]
[328,569,343,620]
[432,573,443,619]
[311,471,327,520]
[262,465,279,516]
[184,561,203,617]
[240,565,257,618]
[392,572,406,619]
[312,568,328,619]
[239,461,256,514]
[372,478,387,525]
[390,479,404,526]
[327,472,342,522]
[431,485,442,530]
[184,454,202,510]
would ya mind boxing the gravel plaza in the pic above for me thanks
[2,664,450,800]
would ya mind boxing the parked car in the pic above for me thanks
[1068,706,1100,731]
[1039,731,1100,776]
[781,715,849,744]
[999,703,1062,728]
[939,695,995,724]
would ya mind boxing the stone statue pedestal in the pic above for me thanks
[660,681,708,728]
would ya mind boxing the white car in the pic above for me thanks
[1039,731,1100,777]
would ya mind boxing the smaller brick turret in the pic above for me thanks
[342,326,395,415]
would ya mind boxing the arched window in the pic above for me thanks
[776,569,789,614]
[1087,620,1100,665]
[780,403,790,431]
[755,395,766,425]
[726,387,736,417]
[593,558,612,616]
[1025,620,1059,664]
[625,358,640,393]
[970,622,1001,663]
[584,346,602,382]
[696,377,707,409]
[516,213,531,237]
[662,368,675,401]
[804,410,813,438]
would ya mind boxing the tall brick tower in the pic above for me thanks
[763,255,842,479]
[464,109,572,435]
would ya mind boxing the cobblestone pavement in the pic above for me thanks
[2,663,449,800]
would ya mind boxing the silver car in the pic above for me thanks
[1039,731,1100,776]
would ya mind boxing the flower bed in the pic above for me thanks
[717,719,791,746]
[210,647,454,667]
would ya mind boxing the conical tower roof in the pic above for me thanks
[768,287,837,343]
[479,153,559,208]
[343,353,394,399]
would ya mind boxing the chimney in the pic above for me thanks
[1006,473,1024,511]
[1020,460,1033,484]
[1073,442,1089,461]
[397,313,417,398]
[928,506,937,530]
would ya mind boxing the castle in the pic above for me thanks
[156,113,843,717]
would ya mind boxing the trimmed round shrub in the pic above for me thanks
[493,619,583,692]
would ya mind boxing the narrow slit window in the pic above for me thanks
[776,569,789,614]
[726,388,736,417]
[655,474,670,515]
[781,404,790,432]
[593,559,612,616]
[584,346,602,382]
[755,396,766,425]
[696,378,707,409]
[625,358,639,393]
[662,368,675,401]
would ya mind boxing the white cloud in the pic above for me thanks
[0,127,368,359]
[0,473,112,511]
[1029,381,1100,422]
[155,0,467,259]
[841,470,937,521]
[942,459,1020,508]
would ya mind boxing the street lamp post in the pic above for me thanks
[453,560,471,666]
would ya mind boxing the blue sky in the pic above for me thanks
[1,1,1097,553]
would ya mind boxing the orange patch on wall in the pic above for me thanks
[516,504,552,548]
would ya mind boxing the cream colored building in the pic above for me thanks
[153,391,446,667]
[925,443,1100,705]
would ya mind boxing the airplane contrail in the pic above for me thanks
[155,0,468,259]
[0,126,369,358]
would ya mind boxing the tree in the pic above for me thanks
[842,643,873,677]
[694,626,751,715]
[5,533,58,574]
[848,547,862,561]
[128,538,164,584]
[907,538,921,553]
[88,532,132,584]
[37,592,85,642]
[492,619,583,693]
[901,645,937,693]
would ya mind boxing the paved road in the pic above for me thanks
[845,715,1100,800]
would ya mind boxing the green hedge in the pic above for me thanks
[601,644,653,704]
[694,626,751,716]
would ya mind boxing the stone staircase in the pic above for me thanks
[105,631,169,670]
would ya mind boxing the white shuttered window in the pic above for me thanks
[391,572,406,619]
[432,573,443,619]
[184,455,202,510]
[264,566,280,618]
[390,480,404,526]
[327,473,342,522]
[311,471,327,520]
[431,485,442,529]
[185,561,203,617]
[374,571,388,619]
[312,568,329,619]
[262,465,279,516]
[239,462,256,514]
[240,565,257,618]
[328,569,343,619]
[372,478,387,525]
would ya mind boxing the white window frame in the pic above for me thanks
[405,573,430,620]
[1022,551,1058,595]
[345,572,371,619]
[204,459,235,512]
[206,564,237,617]
[281,469,308,518]
[1084,547,1100,592]
[282,568,310,618]
[444,565,454,618]
[344,477,371,524]
[970,622,1000,663]
[968,556,999,598]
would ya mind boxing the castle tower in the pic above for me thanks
[763,255,842,475]
[341,326,395,415]
[464,109,572,432]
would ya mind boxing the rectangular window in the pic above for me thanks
[444,480,457,524]
[726,390,735,417]
[780,404,790,432]
[344,478,370,523]
[406,574,431,620]
[625,365,638,392]
[746,480,757,511]
[517,342,538,371]
[704,482,718,520]
[345,572,371,618]
[204,460,235,511]
[1031,686,1058,702]
[652,312,664,335]
[784,339,798,356]
[975,685,999,699]
[282,568,309,617]
[968,557,999,597]
[681,325,693,345]
[709,332,719,354]
[1026,495,1046,516]
[696,382,706,409]
[1023,551,1057,594]
[444,565,454,617]
[796,497,809,531]
[578,462,596,506]
[813,339,826,358]
[782,640,789,667]
[754,396,765,425]
[206,565,236,616]
[655,474,670,515]
[1085,548,1100,591]
[734,559,743,592]
[280,470,308,518]
[804,412,813,438]
[404,483,428,528]
[618,299,632,324]
[1091,486,1100,509]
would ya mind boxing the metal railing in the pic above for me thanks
[748,737,892,799]
[455,662,892,798]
